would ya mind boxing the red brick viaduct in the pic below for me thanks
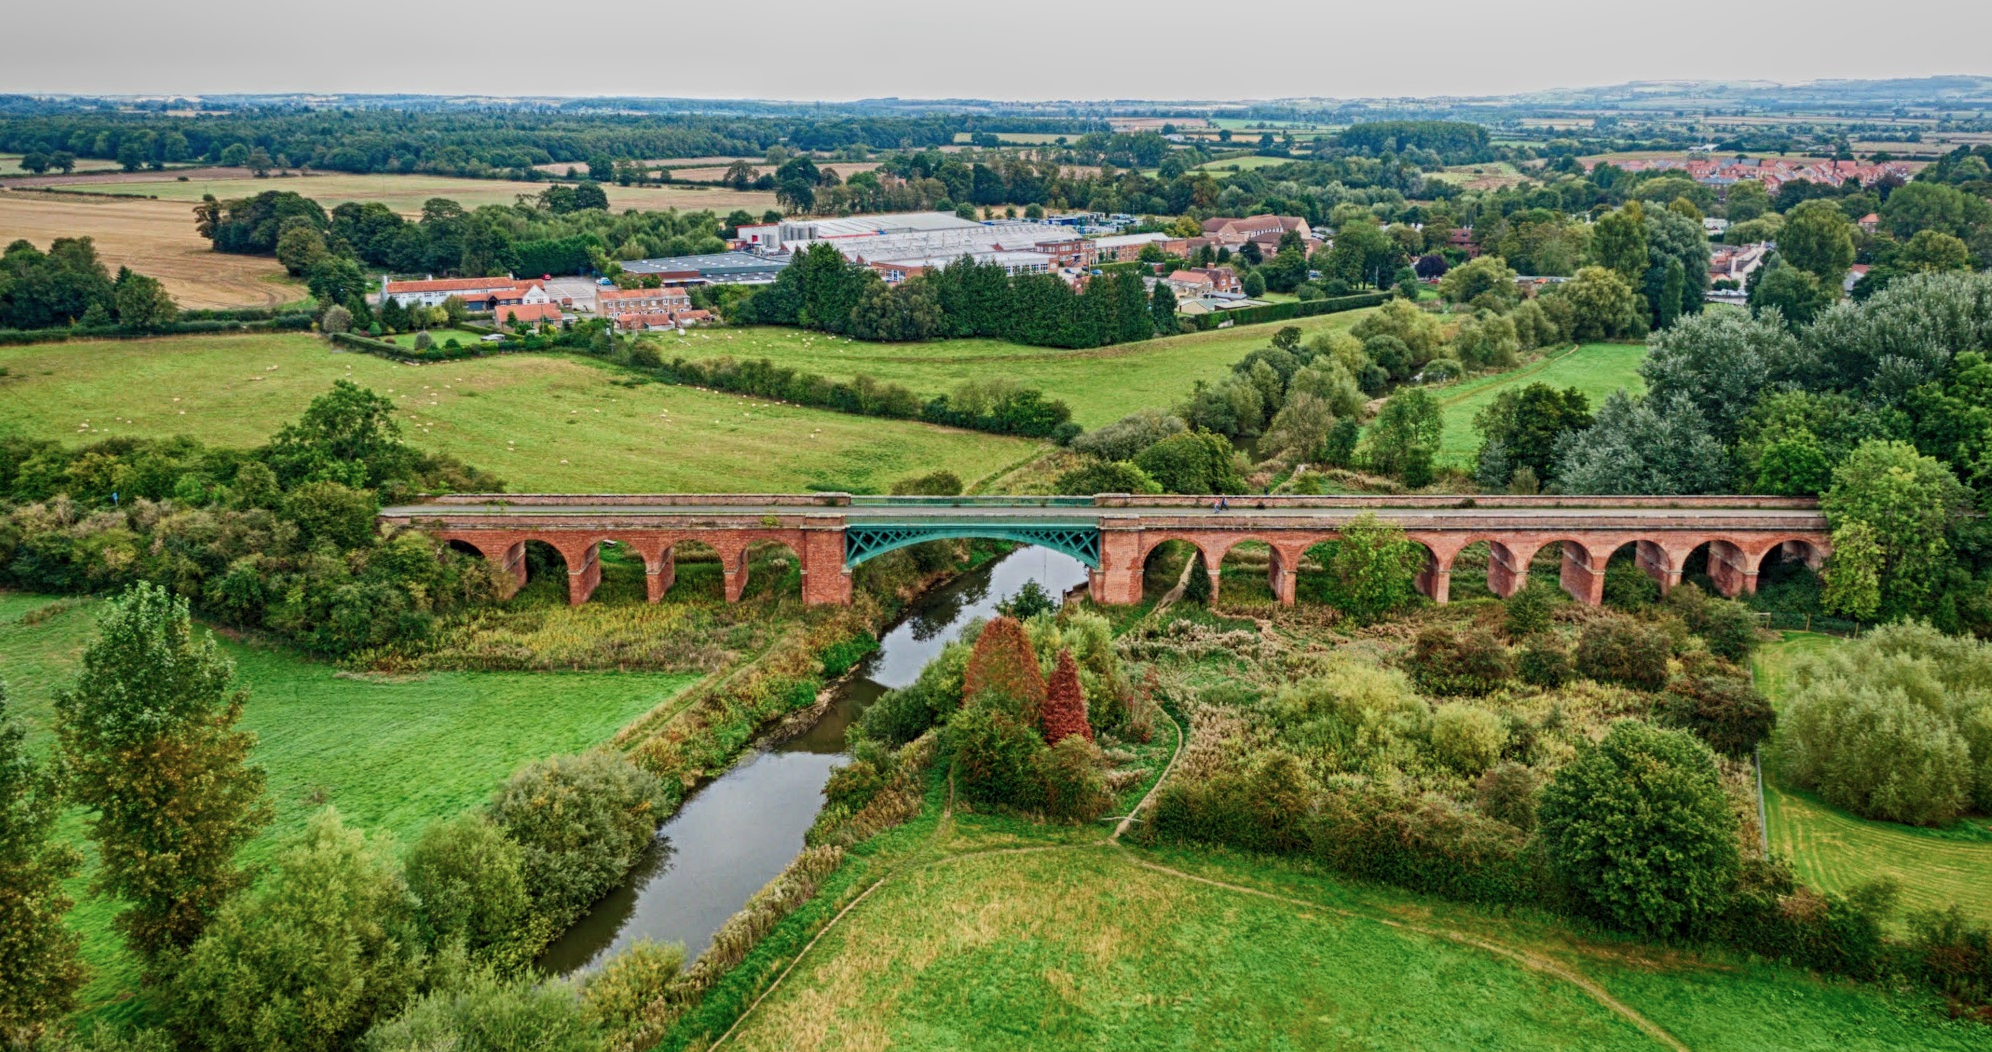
[378,494,1831,609]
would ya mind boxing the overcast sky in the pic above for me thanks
[7,0,1990,101]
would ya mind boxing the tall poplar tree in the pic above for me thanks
[56,584,271,962]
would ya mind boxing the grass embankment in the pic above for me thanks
[0,592,699,1023]
[650,309,1376,429]
[1430,341,1649,469]
[1754,633,1992,926]
[0,331,1036,493]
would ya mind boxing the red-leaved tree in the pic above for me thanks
[961,616,1046,724]
[1041,648,1093,745]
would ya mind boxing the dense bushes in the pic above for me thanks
[171,810,426,1052]
[634,353,1075,440]
[1404,626,1514,697]
[402,814,531,965]
[0,384,502,658]
[1574,614,1671,690]
[1776,622,1992,825]
[364,970,601,1052]
[487,753,667,927]
[1538,721,1740,937]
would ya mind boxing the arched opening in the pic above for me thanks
[588,538,651,604]
[517,540,572,605]
[739,540,804,602]
[1218,540,1276,605]
[1680,539,1756,598]
[1449,541,1498,602]
[1140,539,1208,604]
[1599,541,1663,609]
[1527,539,1603,605]
[1754,538,1824,609]
[666,540,728,602]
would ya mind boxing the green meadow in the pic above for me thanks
[0,332,1037,494]
[1430,342,1649,469]
[0,592,697,1022]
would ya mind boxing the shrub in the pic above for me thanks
[996,580,1057,621]
[172,809,425,1052]
[320,305,352,334]
[364,969,601,1052]
[1038,737,1113,822]
[488,753,666,925]
[1131,429,1244,494]
[1474,763,1540,832]
[1906,907,1992,1015]
[1601,561,1661,609]
[579,940,684,1052]
[1575,614,1671,690]
[1667,584,1759,661]
[1312,513,1425,625]
[1661,670,1775,758]
[948,705,1046,812]
[403,813,530,962]
[1503,579,1557,638]
[1150,750,1312,854]
[887,470,962,496]
[1404,626,1513,697]
[1538,721,1739,937]
[1518,637,1572,687]
[1071,408,1186,461]
[1429,703,1509,776]
[1053,459,1161,495]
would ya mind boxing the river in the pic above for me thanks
[535,545,1091,973]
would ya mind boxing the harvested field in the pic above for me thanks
[37,170,778,215]
[0,165,279,189]
[0,191,297,310]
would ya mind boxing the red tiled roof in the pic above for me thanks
[598,286,690,302]
[385,276,530,294]
[494,302,562,324]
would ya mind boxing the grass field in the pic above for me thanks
[1190,154,1295,173]
[650,310,1376,429]
[715,831,1984,1051]
[1755,633,1992,926]
[0,154,123,176]
[0,331,1039,493]
[40,171,777,215]
[0,193,299,309]
[1429,342,1649,469]
[0,591,697,1021]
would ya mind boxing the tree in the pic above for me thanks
[1132,430,1245,494]
[1040,650,1093,745]
[55,584,270,961]
[1779,200,1857,287]
[1473,383,1591,487]
[1661,670,1775,759]
[1053,459,1161,496]
[1820,440,1969,619]
[1315,512,1425,624]
[1897,229,1971,274]
[1725,179,1771,223]
[274,219,327,276]
[402,813,528,962]
[1748,261,1833,328]
[112,268,178,330]
[1639,308,1796,444]
[1822,521,1883,620]
[1590,202,1649,283]
[0,679,87,1045]
[1359,388,1441,485]
[1553,266,1639,341]
[1575,615,1671,690]
[116,140,145,172]
[171,810,424,1052]
[265,380,413,489]
[1553,391,1729,495]
[305,254,366,308]
[488,754,665,926]
[1437,255,1518,308]
[1148,281,1177,336]
[1323,221,1398,288]
[961,616,1048,725]
[1539,721,1739,936]
[365,970,600,1052]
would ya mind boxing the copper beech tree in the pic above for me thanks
[961,616,1046,724]
[1041,649,1094,745]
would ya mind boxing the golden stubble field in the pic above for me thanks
[0,191,296,309]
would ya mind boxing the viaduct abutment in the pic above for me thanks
[377,494,1830,609]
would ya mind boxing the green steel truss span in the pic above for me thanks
[842,522,1102,568]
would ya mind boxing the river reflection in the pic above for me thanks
[534,545,1089,973]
